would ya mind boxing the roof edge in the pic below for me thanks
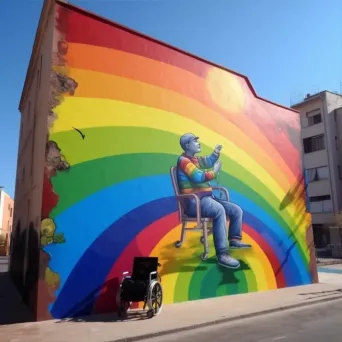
[56,0,298,114]
[292,90,342,109]
[18,0,55,112]
[0,189,13,200]
[291,92,326,108]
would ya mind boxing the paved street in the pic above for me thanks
[144,299,342,342]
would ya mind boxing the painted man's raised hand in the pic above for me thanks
[214,144,223,154]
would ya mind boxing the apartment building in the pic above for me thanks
[292,91,342,258]
[0,188,14,256]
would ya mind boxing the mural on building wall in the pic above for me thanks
[39,3,316,319]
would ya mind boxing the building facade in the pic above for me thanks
[292,91,342,259]
[0,189,14,256]
[11,0,317,321]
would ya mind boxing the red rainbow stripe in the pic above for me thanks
[243,224,286,288]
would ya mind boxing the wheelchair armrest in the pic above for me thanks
[122,271,131,280]
[212,187,229,201]
[176,193,201,225]
[149,271,157,283]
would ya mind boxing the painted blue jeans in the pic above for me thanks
[184,195,243,256]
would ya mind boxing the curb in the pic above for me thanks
[110,294,342,342]
[317,260,342,266]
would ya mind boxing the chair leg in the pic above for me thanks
[180,222,186,243]
[175,222,186,248]
[200,222,209,261]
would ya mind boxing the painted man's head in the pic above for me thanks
[180,133,201,154]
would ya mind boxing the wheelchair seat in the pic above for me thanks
[121,278,148,302]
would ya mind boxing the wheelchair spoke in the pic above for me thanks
[150,282,163,315]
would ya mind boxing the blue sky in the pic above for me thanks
[1,0,341,197]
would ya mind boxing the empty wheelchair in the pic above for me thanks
[116,257,163,319]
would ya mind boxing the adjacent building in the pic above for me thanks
[292,91,342,258]
[0,189,14,256]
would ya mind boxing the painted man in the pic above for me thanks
[177,133,251,269]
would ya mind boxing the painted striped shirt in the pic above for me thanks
[176,152,219,195]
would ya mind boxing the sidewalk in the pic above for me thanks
[0,282,341,342]
[318,264,342,285]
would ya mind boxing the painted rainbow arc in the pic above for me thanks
[42,3,313,319]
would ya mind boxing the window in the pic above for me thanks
[22,167,25,182]
[9,207,12,217]
[28,101,31,126]
[308,113,322,126]
[27,199,31,224]
[306,166,329,182]
[31,112,37,178]
[309,195,332,213]
[39,56,42,89]
[338,165,341,180]
[37,68,40,89]
[335,136,339,150]
[306,109,322,127]
[303,134,325,153]
[20,119,23,136]
[313,224,331,249]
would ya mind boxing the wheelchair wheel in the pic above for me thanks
[147,281,163,317]
[175,241,182,248]
[117,300,131,318]
[200,252,208,261]
[116,284,131,318]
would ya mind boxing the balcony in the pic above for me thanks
[303,149,328,169]
[307,180,330,197]
[301,122,324,139]
[311,212,335,224]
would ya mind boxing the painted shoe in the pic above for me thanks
[229,241,252,249]
[217,253,240,269]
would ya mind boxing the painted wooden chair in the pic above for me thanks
[170,166,229,260]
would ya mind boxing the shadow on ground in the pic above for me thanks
[56,258,250,323]
[56,310,148,324]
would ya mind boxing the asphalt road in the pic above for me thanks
[144,299,342,342]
